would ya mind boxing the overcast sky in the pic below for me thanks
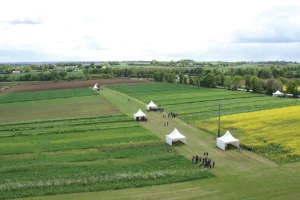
[1,0,300,62]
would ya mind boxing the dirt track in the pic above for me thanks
[2,79,151,93]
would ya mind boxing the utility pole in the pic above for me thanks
[218,104,220,138]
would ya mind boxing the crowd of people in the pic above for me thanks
[136,116,148,122]
[192,152,215,169]
[168,112,178,118]
[148,107,164,113]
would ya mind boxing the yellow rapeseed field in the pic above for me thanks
[196,106,300,164]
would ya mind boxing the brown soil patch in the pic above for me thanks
[2,78,151,93]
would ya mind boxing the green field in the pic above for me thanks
[107,83,300,122]
[0,114,213,199]
[0,95,120,123]
[1,82,299,200]
[0,88,97,103]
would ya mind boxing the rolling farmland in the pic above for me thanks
[1,82,299,200]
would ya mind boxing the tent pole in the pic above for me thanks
[218,104,220,138]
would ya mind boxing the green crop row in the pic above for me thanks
[176,98,300,115]
[0,134,214,199]
[0,128,158,155]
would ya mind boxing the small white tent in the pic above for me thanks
[93,83,99,90]
[216,130,239,150]
[272,90,283,97]
[166,128,186,146]
[146,101,158,110]
[133,109,146,119]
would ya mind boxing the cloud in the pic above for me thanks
[8,17,43,25]
[1,0,300,62]
[233,6,300,44]
[83,36,107,51]
[0,49,50,62]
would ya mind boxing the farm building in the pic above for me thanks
[12,70,21,74]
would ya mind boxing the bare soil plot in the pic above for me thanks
[2,79,151,93]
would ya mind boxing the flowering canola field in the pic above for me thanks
[196,106,300,164]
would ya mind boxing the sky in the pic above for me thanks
[0,0,300,62]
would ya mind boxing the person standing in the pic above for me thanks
[213,161,215,168]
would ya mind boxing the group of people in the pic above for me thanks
[168,112,178,118]
[148,107,164,113]
[192,152,215,169]
[136,116,148,122]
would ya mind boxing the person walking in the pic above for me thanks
[167,121,169,126]
[213,161,215,168]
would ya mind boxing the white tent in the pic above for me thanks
[272,90,283,97]
[216,130,239,150]
[166,128,186,146]
[93,83,99,90]
[146,100,158,110]
[133,109,146,119]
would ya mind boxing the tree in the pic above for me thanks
[286,80,299,97]
[201,73,216,88]
[224,76,232,89]
[232,75,242,90]
[159,72,165,82]
[265,79,283,95]
[153,72,160,81]
[244,75,251,92]
[183,76,188,84]
[167,74,175,83]
[164,73,169,83]
[151,60,157,66]
[278,77,288,85]
[179,73,184,84]
[220,75,226,86]
[189,77,194,85]
[215,75,221,86]
[250,76,263,93]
